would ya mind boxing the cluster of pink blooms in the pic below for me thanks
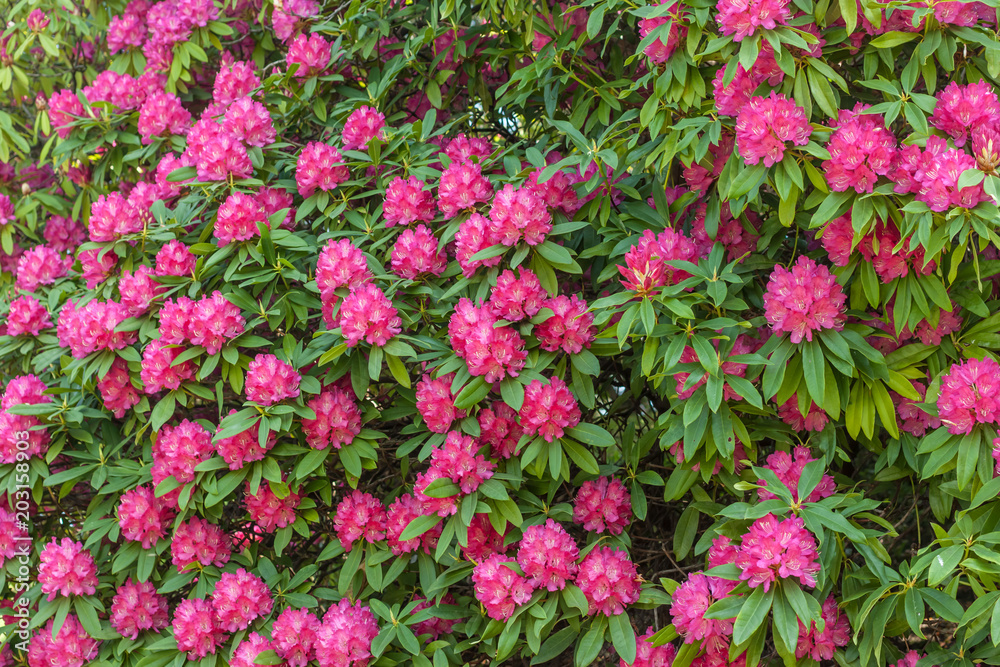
[439,161,494,218]
[415,431,495,516]
[622,627,677,667]
[303,383,362,450]
[478,401,524,459]
[0,375,52,463]
[288,33,335,77]
[892,380,940,437]
[15,244,71,291]
[638,0,688,63]
[386,493,441,555]
[573,476,632,535]
[796,596,851,660]
[391,224,448,279]
[471,554,535,620]
[715,0,791,41]
[212,568,274,632]
[184,115,253,182]
[338,283,403,347]
[464,513,510,561]
[5,294,52,336]
[57,299,136,358]
[824,105,898,193]
[618,227,699,296]
[172,598,226,659]
[138,91,191,143]
[777,395,829,432]
[416,373,465,433]
[734,514,821,590]
[937,356,1000,434]
[383,176,437,227]
[519,376,581,442]
[757,447,836,503]
[88,192,144,243]
[141,339,196,393]
[334,490,387,550]
[245,353,301,405]
[118,485,175,548]
[448,298,527,382]
[671,571,738,654]
[215,409,276,470]
[930,80,1000,147]
[534,295,596,354]
[490,268,547,320]
[157,291,246,355]
[314,598,380,667]
[28,615,100,667]
[215,191,268,246]
[272,608,320,666]
[735,92,811,167]
[892,136,989,211]
[245,479,302,531]
[119,265,165,316]
[516,519,579,591]
[172,516,232,571]
[151,419,213,505]
[110,579,170,640]
[763,256,846,343]
[38,538,99,600]
[577,546,642,616]
[297,142,350,197]
[342,106,386,150]
[822,214,932,282]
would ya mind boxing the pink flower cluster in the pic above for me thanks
[118,485,175,548]
[757,446,836,504]
[576,546,641,616]
[5,294,51,336]
[623,627,677,667]
[213,568,273,632]
[777,395,829,432]
[245,479,302,531]
[618,228,699,295]
[57,299,136,358]
[15,244,71,291]
[763,256,846,343]
[110,579,170,640]
[38,537,99,600]
[28,614,100,667]
[184,116,253,182]
[383,176,436,227]
[415,431,495,516]
[516,519,579,591]
[172,516,232,571]
[489,268,548,321]
[215,408,276,470]
[386,494,441,555]
[716,0,791,41]
[89,192,144,243]
[824,105,898,193]
[246,353,301,405]
[439,161,494,218]
[315,598,380,667]
[297,142,350,197]
[273,608,320,666]
[334,490,387,550]
[796,596,851,661]
[734,513,821,590]
[930,80,1000,147]
[671,572,737,653]
[937,356,1000,434]
[736,92,811,167]
[638,0,687,63]
[535,294,595,354]
[342,106,386,150]
[288,33,334,77]
[338,283,403,347]
[574,476,632,535]
[157,291,246,355]
[892,136,990,212]
[449,298,527,382]
[391,225,448,279]
[303,384,362,450]
[478,401,524,459]
[519,376,581,442]
[0,375,51,463]
[472,554,534,620]
[416,373,465,433]
[151,419,213,504]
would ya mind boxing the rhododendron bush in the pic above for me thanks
[6,0,1000,665]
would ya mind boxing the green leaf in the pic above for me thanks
[608,613,637,665]
[927,545,964,586]
[732,586,773,645]
[574,617,607,667]
[400,514,443,541]
[566,423,616,447]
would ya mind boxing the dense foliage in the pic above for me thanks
[3,0,1000,665]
